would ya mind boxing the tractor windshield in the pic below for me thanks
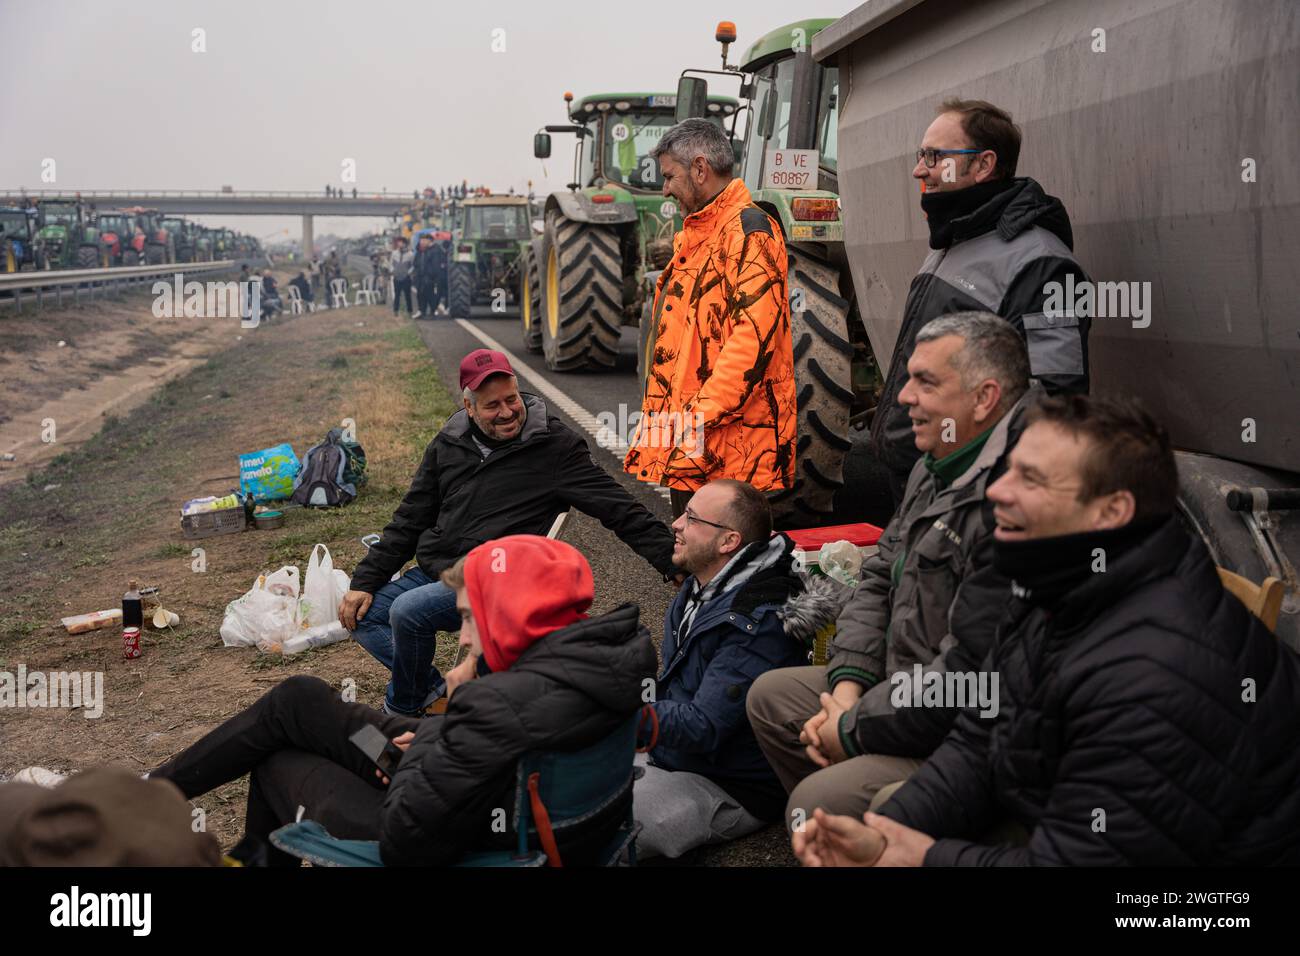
[0,213,29,237]
[601,110,679,189]
[465,205,530,240]
[741,57,838,184]
[42,205,77,225]
[98,215,130,234]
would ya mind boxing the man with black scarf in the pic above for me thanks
[872,99,1091,506]
[793,396,1300,867]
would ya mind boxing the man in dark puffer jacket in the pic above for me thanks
[152,535,655,866]
[793,396,1300,867]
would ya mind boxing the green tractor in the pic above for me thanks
[447,194,532,317]
[163,217,197,263]
[0,206,37,272]
[193,226,214,262]
[671,19,878,523]
[526,90,738,370]
[32,199,101,270]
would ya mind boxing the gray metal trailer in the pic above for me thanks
[815,0,1299,646]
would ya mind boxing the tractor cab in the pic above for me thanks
[0,207,35,272]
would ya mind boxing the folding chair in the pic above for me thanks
[354,275,379,306]
[287,284,305,315]
[1217,567,1285,633]
[330,277,349,309]
[269,710,651,867]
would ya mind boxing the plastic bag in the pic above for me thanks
[239,442,301,503]
[301,544,350,627]
[220,548,351,655]
[220,567,302,651]
[819,540,864,587]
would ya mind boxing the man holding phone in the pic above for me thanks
[150,535,655,866]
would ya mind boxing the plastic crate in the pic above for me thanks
[181,506,247,539]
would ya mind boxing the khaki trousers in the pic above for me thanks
[747,665,924,832]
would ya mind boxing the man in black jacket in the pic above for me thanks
[152,535,657,866]
[872,99,1091,505]
[793,396,1300,867]
[341,348,677,715]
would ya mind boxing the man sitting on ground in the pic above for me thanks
[792,396,1300,867]
[342,348,678,715]
[748,312,1034,830]
[152,536,657,866]
[634,479,807,859]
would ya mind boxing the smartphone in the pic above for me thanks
[349,724,405,781]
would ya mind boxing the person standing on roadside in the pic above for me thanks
[624,119,796,520]
[390,236,414,317]
[871,99,1091,506]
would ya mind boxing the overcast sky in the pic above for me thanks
[0,0,860,240]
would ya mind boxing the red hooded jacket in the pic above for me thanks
[463,535,594,672]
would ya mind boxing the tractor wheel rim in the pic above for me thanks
[546,246,559,338]
[522,269,531,330]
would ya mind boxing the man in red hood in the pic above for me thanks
[150,535,656,866]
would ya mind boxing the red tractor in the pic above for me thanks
[122,206,175,264]
[94,209,145,266]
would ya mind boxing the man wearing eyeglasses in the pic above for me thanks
[632,478,808,859]
[870,99,1091,506]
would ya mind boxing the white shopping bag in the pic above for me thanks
[300,544,352,627]
[220,567,302,651]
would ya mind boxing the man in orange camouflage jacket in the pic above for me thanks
[625,118,797,518]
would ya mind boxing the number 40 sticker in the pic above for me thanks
[660,201,678,218]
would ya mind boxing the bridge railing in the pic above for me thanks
[0,189,420,201]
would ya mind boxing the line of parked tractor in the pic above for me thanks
[0,199,262,273]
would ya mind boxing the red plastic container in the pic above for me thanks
[785,522,884,552]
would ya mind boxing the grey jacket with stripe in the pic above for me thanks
[828,390,1037,758]
[871,177,1089,479]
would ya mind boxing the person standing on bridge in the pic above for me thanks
[390,236,414,317]
[624,119,796,520]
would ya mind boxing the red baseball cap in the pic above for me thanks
[459,348,515,391]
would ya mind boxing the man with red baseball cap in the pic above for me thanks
[152,535,656,865]
[341,348,679,716]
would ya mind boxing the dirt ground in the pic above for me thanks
[0,268,303,484]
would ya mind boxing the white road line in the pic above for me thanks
[453,319,671,499]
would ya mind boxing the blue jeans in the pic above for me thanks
[351,567,461,714]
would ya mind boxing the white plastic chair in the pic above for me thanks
[354,275,379,306]
[287,284,305,315]
[330,277,349,309]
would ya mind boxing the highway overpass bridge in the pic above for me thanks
[0,189,420,253]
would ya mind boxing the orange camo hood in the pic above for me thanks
[463,535,594,672]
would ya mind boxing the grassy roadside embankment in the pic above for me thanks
[0,301,456,848]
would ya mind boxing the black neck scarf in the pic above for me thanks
[919,179,1009,249]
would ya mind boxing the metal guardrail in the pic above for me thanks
[0,260,241,312]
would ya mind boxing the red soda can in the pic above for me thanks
[123,626,142,659]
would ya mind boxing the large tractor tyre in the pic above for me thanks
[540,211,622,372]
[520,240,543,352]
[770,246,856,528]
[635,270,663,401]
[448,261,474,317]
[76,245,99,270]
[122,249,140,267]
[145,243,166,266]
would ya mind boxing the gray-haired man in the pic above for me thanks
[748,312,1037,828]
